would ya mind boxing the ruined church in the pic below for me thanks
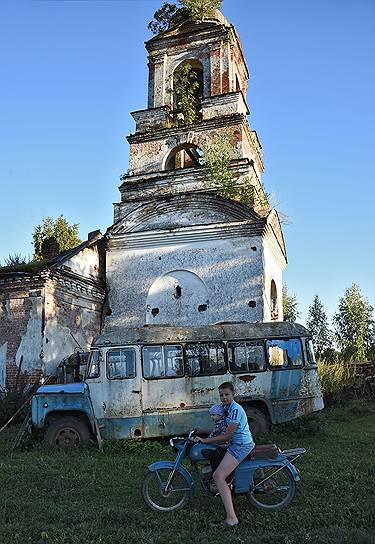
[0,9,286,390]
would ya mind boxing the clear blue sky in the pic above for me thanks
[0,0,374,324]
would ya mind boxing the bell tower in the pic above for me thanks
[105,10,287,329]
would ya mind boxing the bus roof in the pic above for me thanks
[92,322,311,348]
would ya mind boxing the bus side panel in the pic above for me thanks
[270,367,324,423]
[97,408,212,439]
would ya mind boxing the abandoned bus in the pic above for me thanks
[32,322,323,445]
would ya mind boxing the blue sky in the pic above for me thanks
[0,0,374,323]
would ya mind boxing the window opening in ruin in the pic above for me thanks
[270,280,278,321]
[172,59,203,124]
[165,144,204,171]
[198,304,207,312]
[248,300,256,308]
[151,308,159,317]
[174,285,182,299]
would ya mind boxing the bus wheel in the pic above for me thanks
[45,416,91,447]
[246,407,269,435]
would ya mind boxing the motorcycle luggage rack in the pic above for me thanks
[281,447,306,460]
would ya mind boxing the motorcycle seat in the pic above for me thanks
[247,444,279,460]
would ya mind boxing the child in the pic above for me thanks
[203,404,229,476]
[208,404,228,442]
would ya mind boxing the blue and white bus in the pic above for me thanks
[32,322,324,446]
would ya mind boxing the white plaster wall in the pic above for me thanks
[262,241,284,321]
[43,299,101,377]
[105,235,265,329]
[63,246,100,280]
[15,296,43,372]
[0,342,7,390]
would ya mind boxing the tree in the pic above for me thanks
[202,131,237,199]
[333,283,375,361]
[148,2,178,35]
[148,0,223,35]
[202,131,268,207]
[2,253,28,267]
[180,0,222,20]
[33,215,81,260]
[306,295,333,359]
[282,284,300,323]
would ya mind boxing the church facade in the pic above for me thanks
[0,9,286,391]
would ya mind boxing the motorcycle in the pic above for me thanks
[141,430,306,512]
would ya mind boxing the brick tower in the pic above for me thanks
[105,9,287,329]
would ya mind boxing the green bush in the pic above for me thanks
[0,390,30,427]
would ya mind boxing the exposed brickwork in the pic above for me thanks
[0,238,106,390]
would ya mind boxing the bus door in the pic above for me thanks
[265,337,304,422]
[85,350,106,422]
[226,340,270,400]
[99,346,143,438]
[141,344,188,435]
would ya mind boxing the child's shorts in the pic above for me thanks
[227,443,254,463]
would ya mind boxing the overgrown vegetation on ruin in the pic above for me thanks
[173,64,201,124]
[148,0,223,35]
[202,131,269,209]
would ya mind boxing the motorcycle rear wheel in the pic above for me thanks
[141,468,191,512]
[246,466,296,510]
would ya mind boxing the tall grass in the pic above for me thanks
[317,359,357,394]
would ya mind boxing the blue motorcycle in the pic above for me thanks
[142,430,306,512]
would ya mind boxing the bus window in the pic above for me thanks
[228,340,265,373]
[266,338,303,368]
[107,349,136,379]
[86,350,101,379]
[142,345,183,379]
[186,343,226,376]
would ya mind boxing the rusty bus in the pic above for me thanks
[31,322,324,446]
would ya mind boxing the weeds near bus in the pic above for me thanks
[317,359,357,395]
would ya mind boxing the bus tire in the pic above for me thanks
[45,416,91,447]
[245,407,269,435]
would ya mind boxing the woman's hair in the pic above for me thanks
[219,381,234,393]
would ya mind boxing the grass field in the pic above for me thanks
[0,400,374,544]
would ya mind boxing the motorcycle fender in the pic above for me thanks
[147,461,195,497]
[285,461,300,482]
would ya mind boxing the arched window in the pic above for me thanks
[270,280,278,321]
[164,144,204,171]
[172,59,204,123]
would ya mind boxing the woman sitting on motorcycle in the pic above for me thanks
[194,381,255,527]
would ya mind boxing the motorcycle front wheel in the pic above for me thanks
[246,466,296,510]
[141,468,191,512]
